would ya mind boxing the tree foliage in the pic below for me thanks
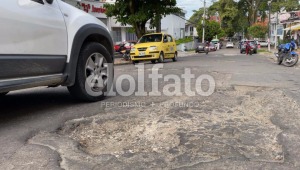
[218,0,239,36]
[104,0,180,39]
[248,23,268,38]
[271,0,300,12]
[189,8,205,24]
[190,0,300,39]
[196,20,224,41]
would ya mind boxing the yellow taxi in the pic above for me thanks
[130,33,178,64]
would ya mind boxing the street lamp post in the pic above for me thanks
[274,12,278,49]
[202,0,206,43]
[268,0,271,52]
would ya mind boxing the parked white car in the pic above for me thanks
[258,41,269,47]
[0,0,114,101]
[226,42,234,48]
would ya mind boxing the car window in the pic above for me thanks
[163,35,168,42]
[138,34,162,43]
[167,35,173,42]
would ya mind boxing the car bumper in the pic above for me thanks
[130,52,160,61]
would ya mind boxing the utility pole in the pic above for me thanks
[202,0,206,43]
[274,12,278,49]
[268,0,271,52]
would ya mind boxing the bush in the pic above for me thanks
[176,37,194,45]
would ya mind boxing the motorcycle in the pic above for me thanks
[275,43,299,67]
[121,48,131,61]
[249,47,253,55]
[204,45,209,55]
[116,41,136,61]
[245,43,253,55]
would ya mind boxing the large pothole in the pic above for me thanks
[57,86,297,167]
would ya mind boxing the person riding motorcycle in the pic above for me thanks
[245,41,251,55]
[205,41,210,54]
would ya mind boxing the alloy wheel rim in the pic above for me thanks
[85,53,108,92]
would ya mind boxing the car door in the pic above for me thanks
[0,0,68,79]
[162,35,170,58]
[167,35,176,58]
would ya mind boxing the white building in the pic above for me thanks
[63,0,186,43]
[185,22,198,37]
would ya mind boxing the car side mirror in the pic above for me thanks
[45,0,53,4]
[163,39,168,43]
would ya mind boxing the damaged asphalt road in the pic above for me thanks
[1,49,300,169]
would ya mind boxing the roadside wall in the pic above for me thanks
[176,40,197,51]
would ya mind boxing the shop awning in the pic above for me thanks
[284,23,300,31]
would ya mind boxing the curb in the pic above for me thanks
[114,58,131,65]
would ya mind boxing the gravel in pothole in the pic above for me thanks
[59,86,298,166]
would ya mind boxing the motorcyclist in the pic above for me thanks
[205,41,210,54]
[245,41,251,55]
[205,41,210,47]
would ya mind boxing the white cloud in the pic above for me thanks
[177,0,212,19]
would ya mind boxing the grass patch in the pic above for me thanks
[258,49,271,53]
[176,37,194,45]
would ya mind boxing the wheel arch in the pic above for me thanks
[63,24,114,86]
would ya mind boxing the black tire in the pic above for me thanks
[283,54,299,67]
[277,57,283,65]
[277,52,283,65]
[68,42,113,102]
[172,52,178,62]
[158,52,164,63]
[132,60,139,65]
[0,92,9,97]
[151,60,156,64]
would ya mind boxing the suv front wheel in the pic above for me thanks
[68,42,113,102]
[0,92,9,97]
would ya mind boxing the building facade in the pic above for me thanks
[270,11,300,45]
[63,0,186,43]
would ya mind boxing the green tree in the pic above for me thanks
[218,0,239,36]
[189,8,205,24]
[197,20,224,41]
[193,0,239,36]
[271,0,300,12]
[104,0,180,38]
[248,23,268,38]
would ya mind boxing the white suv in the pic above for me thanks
[0,0,114,101]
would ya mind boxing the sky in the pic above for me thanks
[176,0,213,19]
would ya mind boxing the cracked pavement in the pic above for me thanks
[1,49,300,169]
